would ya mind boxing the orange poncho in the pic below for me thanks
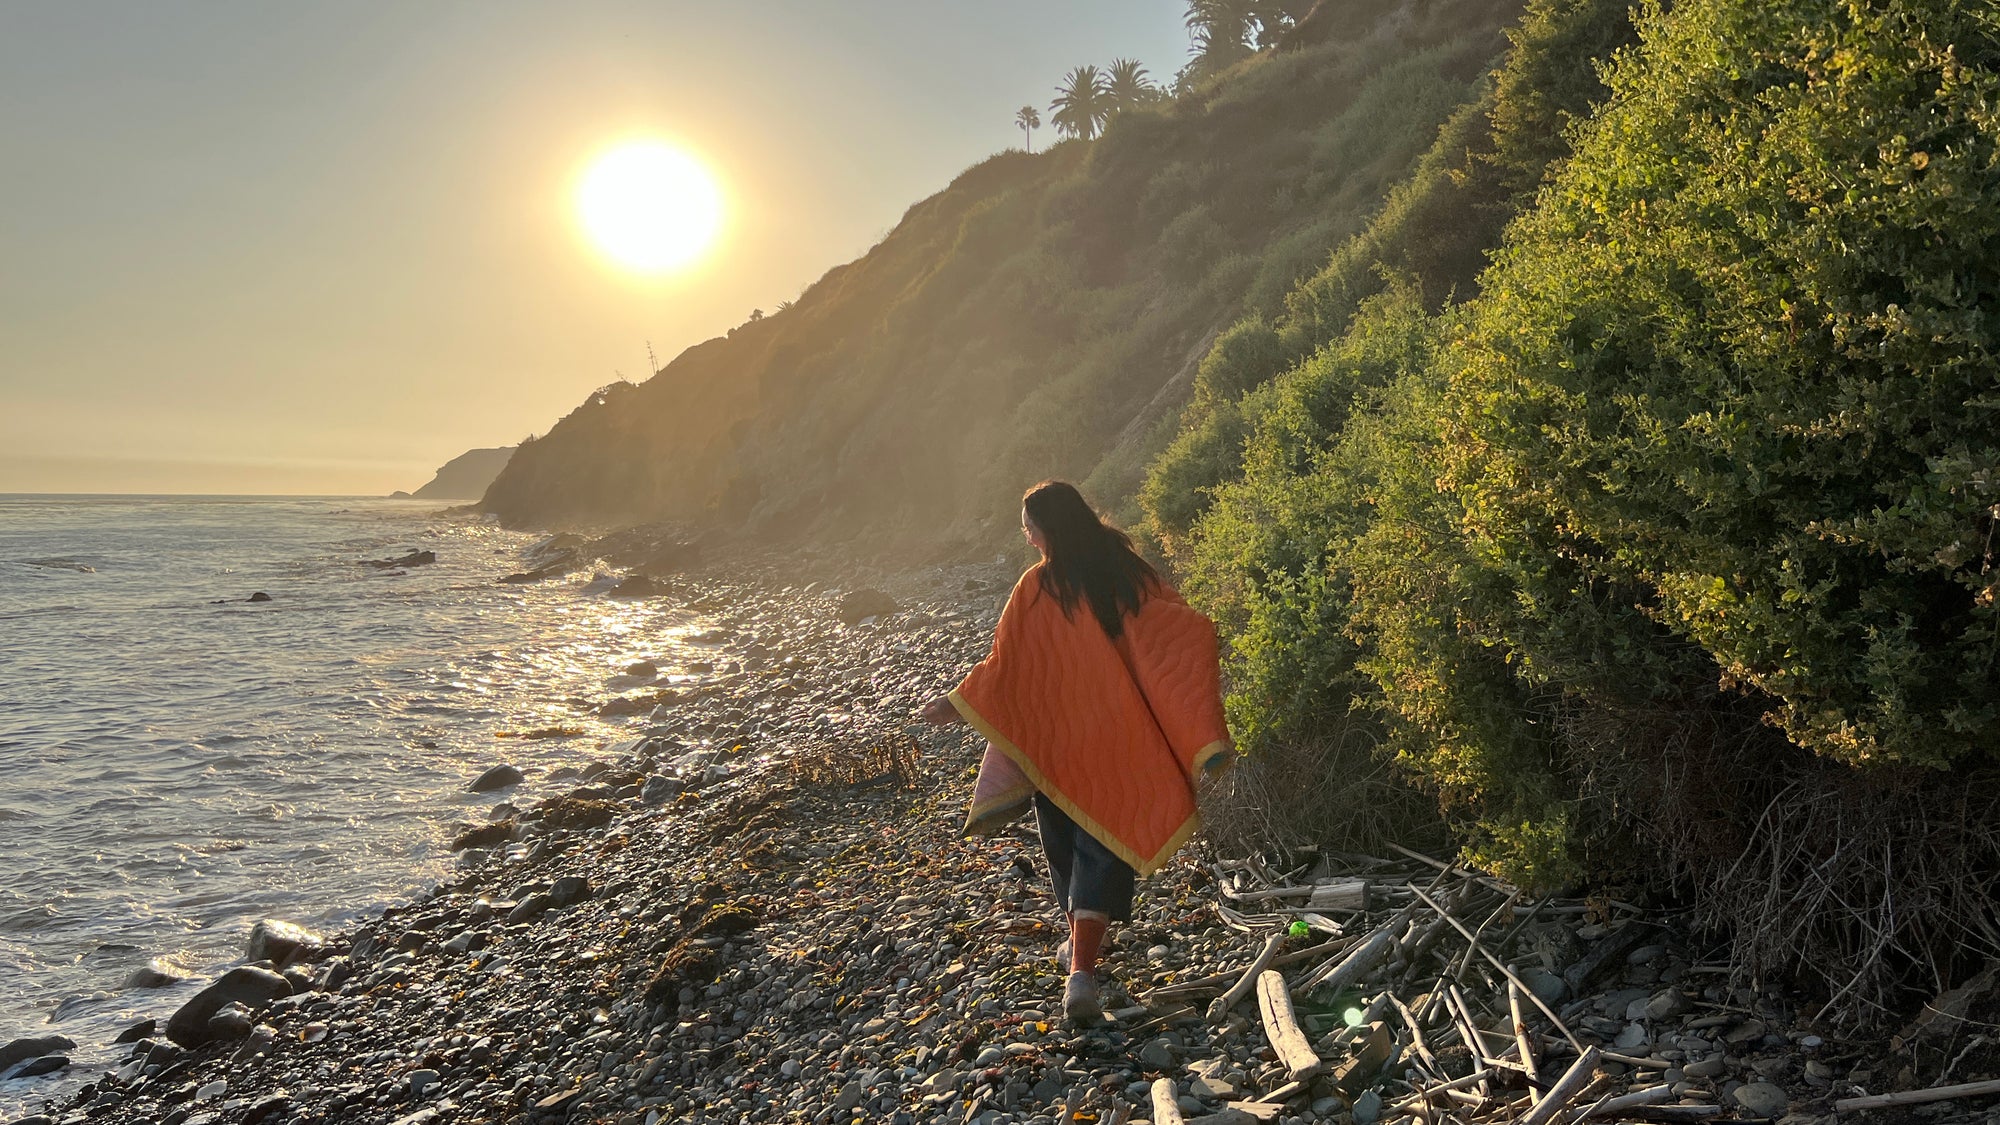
[949,565,1233,876]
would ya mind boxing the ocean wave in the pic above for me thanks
[0,498,627,1088]
[0,903,60,932]
[0,604,82,621]
[14,557,97,573]
[78,794,168,815]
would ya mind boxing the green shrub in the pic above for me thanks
[1144,0,1637,550]
[1449,0,2000,769]
[1183,284,1443,747]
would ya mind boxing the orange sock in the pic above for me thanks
[1070,911,1109,974]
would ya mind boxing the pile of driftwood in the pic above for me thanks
[1120,845,2000,1124]
[1131,844,1719,1125]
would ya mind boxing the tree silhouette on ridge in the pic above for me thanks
[1050,65,1113,141]
[1016,104,1042,152]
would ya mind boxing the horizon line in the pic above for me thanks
[0,492,465,501]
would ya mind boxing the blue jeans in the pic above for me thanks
[1034,792,1136,922]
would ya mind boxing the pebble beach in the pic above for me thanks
[1,541,1936,1125]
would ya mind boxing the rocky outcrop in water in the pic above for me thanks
[0,1037,74,1079]
[467,765,525,793]
[163,967,292,1048]
[363,550,436,570]
[244,921,322,968]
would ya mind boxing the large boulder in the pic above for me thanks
[451,821,515,851]
[2,1055,68,1080]
[363,549,436,569]
[524,532,589,564]
[632,539,703,578]
[467,764,524,793]
[0,1036,75,1074]
[837,588,899,625]
[245,919,323,966]
[608,574,667,598]
[165,967,291,1047]
[124,959,184,989]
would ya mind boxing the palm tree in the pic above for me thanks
[1050,65,1112,141]
[1015,105,1041,152]
[1184,0,1257,80]
[1104,59,1159,114]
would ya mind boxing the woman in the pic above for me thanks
[920,480,1232,1025]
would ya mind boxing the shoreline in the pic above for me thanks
[2,546,1973,1125]
[4,549,1028,1124]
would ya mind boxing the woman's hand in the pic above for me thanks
[920,695,961,726]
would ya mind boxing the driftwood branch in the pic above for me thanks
[1388,991,1439,1075]
[1150,1077,1186,1125]
[1516,1046,1601,1125]
[1397,915,1451,982]
[1411,885,1586,1055]
[1143,935,1357,1001]
[1442,986,1492,1098]
[1256,970,1324,1082]
[1386,1067,1497,1113]
[1835,1077,2000,1113]
[1584,1084,1675,1116]
[1209,932,1286,1023]
[1451,891,1520,984]
[1509,980,1541,1090]
[1388,842,1514,894]
[1302,911,1405,995]
[1222,877,1370,911]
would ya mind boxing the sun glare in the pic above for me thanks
[576,141,723,273]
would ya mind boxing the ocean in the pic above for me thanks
[0,496,711,1116]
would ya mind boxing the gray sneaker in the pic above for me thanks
[1063,971,1102,1027]
[1055,939,1071,973]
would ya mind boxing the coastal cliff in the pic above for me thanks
[479,0,1522,551]
[399,448,516,501]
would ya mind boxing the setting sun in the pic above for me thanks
[576,141,724,273]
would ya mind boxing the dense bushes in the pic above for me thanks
[1159,0,2000,1015]
[1144,0,1639,552]
[1452,0,2000,769]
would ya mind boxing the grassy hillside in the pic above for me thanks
[482,0,1523,551]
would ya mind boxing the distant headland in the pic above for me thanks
[391,446,515,500]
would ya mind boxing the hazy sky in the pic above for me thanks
[0,2,1190,495]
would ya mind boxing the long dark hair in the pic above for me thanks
[1023,480,1159,639]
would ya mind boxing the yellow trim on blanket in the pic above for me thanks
[948,689,1201,877]
[1192,740,1234,778]
[963,781,1036,835]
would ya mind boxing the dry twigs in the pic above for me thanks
[1183,843,1747,1125]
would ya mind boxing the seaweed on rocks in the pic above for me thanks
[698,786,793,846]
[531,795,620,833]
[449,820,514,851]
[644,900,771,1008]
[687,899,765,941]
